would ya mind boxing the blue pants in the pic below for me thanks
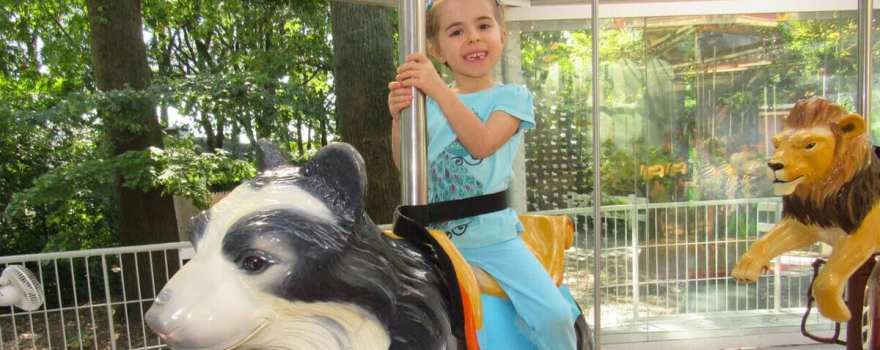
[458,238,577,350]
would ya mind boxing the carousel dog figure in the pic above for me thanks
[145,141,592,349]
[732,97,880,322]
[145,142,451,349]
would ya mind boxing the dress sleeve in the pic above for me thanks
[492,84,535,131]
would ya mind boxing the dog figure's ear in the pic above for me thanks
[256,139,291,171]
[301,143,367,218]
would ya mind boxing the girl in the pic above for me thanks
[387,0,577,349]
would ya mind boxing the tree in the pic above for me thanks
[84,0,178,245]
[329,2,400,223]
[0,0,112,255]
[142,0,334,158]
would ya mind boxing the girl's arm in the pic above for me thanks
[391,116,400,169]
[431,88,520,159]
[396,53,520,159]
[388,81,410,170]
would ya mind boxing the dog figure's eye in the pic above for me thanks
[805,142,816,150]
[240,255,270,273]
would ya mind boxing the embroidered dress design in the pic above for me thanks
[424,84,535,248]
[428,141,483,237]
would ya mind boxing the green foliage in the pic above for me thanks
[2,0,332,254]
[149,138,256,208]
[143,0,335,156]
[5,136,255,221]
[520,13,861,207]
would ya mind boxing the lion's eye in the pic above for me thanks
[240,255,270,273]
[805,142,816,150]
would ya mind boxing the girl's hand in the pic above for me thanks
[388,81,411,120]
[396,53,448,99]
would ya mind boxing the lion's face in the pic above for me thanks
[767,98,869,199]
[769,127,837,195]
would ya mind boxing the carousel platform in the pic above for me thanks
[603,309,843,349]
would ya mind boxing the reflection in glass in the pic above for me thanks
[510,9,859,342]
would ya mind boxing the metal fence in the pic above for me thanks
[536,197,822,328]
[0,198,822,348]
[0,243,192,350]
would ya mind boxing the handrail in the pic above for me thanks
[0,197,783,263]
[0,242,191,264]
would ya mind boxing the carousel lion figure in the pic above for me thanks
[732,97,880,322]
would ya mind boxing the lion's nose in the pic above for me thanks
[767,162,784,171]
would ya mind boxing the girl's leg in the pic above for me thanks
[459,238,577,350]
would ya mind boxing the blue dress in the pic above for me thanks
[426,84,577,350]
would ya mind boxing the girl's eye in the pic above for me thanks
[480,23,492,30]
[805,142,817,150]
[450,30,462,37]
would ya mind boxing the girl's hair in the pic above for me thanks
[426,0,505,42]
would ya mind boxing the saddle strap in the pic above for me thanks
[393,206,479,350]
[404,190,509,226]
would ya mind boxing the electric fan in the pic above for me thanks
[0,265,44,311]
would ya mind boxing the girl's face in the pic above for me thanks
[429,0,504,85]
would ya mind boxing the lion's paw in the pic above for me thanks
[731,253,767,283]
[814,275,850,322]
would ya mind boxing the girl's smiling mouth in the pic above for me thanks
[464,51,488,61]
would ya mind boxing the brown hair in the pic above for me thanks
[426,0,505,42]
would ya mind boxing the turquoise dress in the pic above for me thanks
[426,84,534,248]
[426,84,577,350]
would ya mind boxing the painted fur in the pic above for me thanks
[145,142,452,349]
[732,97,880,321]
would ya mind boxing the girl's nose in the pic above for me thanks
[466,30,480,43]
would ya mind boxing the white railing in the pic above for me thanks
[0,197,824,348]
[537,197,824,328]
[0,242,192,350]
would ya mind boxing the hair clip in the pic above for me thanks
[427,0,500,11]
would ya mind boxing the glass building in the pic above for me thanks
[387,0,878,348]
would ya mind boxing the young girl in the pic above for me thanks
[387,0,577,349]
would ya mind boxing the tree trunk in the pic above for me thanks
[85,0,179,246]
[319,115,328,147]
[296,117,305,158]
[86,0,181,331]
[329,2,400,224]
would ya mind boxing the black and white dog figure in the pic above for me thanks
[145,142,452,350]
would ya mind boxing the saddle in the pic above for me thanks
[390,192,574,350]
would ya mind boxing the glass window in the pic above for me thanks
[508,1,861,346]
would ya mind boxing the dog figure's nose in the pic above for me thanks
[767,162,784,171]
[154,289,173,305]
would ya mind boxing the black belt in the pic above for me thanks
[396,190,509,227]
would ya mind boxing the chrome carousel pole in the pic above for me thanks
[858,0,873,120]
[591,0,602,348]
[398,0,429,205]
[849,2,873,349]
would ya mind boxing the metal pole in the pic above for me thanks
[858,0,873,120]
[398,0,429,206]
[773,258,781,311]
[591,0,602,347]
[630,198,640,323]
[848,3,873,349]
